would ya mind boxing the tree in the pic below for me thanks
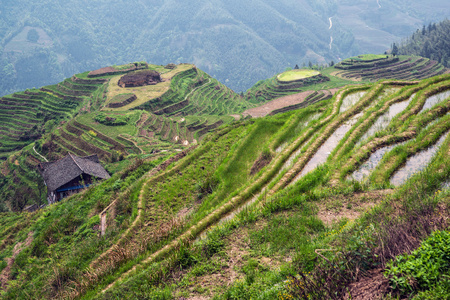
[392,43,398,56]
[27,29,40,43]
[294,64,299,69]
[329,60,335,66]
[308,61,313,68]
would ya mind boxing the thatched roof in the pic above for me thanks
[38,154,110,192]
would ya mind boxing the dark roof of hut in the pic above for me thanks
[38,154,110,192]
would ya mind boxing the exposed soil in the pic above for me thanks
[118,70,161,88]
[243,91,315,117]
[1,161,10,176]
[136,113,149,128]
[250,152,272,175]
[343,268,390,300]
[173,216,290,299]
[173,229,249,299]
[88,66,116,76]
[317,190,392,226]
[243,89,339,118]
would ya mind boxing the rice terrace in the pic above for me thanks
[277,69,321,82]
[1,51,450,299]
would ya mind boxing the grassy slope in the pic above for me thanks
[1,58,450,299]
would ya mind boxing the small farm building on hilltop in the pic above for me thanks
[38,154,110,204]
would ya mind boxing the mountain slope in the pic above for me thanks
[1,69,450,298]
[1,54,447,212]
[2,1,450,96]
[398,19,450,68]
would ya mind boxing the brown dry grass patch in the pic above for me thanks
[317,190,393,226]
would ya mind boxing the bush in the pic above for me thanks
[385,230,450,294]
[94,113,129,126]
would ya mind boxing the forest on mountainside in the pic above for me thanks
[398,19,450,68]
[1,0,450,96]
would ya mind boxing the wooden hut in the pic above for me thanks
[38,154,110,204]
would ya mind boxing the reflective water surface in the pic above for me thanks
[420,90,450,112]
[292,112,363,183]
[358,94,415,145]
[351,142,405,182]
[339,91,367,113]
[390,131,449,186]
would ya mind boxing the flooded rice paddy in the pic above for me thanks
[292,112,363,183]
[390,131,449,186]
[357,94,415,145]
[339,91,367,113]
[420,90,450,112]
[351,142,405,182]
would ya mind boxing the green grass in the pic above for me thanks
[3,63,450,300]
[76,111,141,139]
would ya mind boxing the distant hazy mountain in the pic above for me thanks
[1,0,449,95]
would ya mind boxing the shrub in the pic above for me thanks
[385,230,450,294]
[94,113,129,126]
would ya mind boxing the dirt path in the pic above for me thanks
[0,232,33,290]
[33,144,48,162]
[118,134,144,154]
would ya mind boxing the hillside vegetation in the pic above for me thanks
[0,62,259,211]
[333,54,447,81]
[398,19,450,68]
[1,56,450,299]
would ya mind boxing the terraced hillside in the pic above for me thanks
[334,54,448,81]
[2,73,450,299]
[131,68,256,117]
[0,84,93,158]
[0,62,260,214]
[0,63,150,159]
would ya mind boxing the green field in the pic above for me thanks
[277,69,320,82]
